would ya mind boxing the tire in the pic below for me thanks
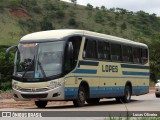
[35,101,48,108]
[86,98,100,104]
[73,86,86,107]
[155,93,160,98]
[121,86,132,103]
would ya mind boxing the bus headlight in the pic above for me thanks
[48,81,62,89]
[13,84,21,90]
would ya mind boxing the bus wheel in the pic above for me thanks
[86,98,100,104]
[155,93,160,98]
[35,101,48,108]
[121,86,131,103]
[73,86,86,107]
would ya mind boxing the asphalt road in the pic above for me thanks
[0,91,160,119]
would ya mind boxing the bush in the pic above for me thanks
[18,19,39,32]
[0,4,4,12]
[8,0,21,10]
[43,2,58,11]
[32,6,42,14]
[94,11,105,23]
[40,20,54,31]
[56,10,65,18]
[0,47,14,91]
[68,18,76,26]
[121,22,127,30]
[21,0,37,7]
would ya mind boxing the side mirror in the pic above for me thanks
[5,45,17,61]
[67,42,73,60]
[157,80,160,83]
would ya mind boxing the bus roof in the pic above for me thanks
[20,29,147,47]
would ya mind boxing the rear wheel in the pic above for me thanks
[73,86,86,107]
[121,86,132,103]
[86,98,100,104]
[155,93,160,98]
[35,101,48,108]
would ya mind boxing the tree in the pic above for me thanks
[101,6,106,11]
[70,0,77,4]
[95,6,99,10]
[86,3,93,10]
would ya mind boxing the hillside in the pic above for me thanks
[0,0,160,45]
[1,0,160,84]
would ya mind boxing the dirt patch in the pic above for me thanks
[0,92,70,109]
[10,8,32,18]
[0,92,13,99]
[0,99,70,109]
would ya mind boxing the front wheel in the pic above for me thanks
[121,86,132,103]
[73,87,86,107]
[35,101,48,108]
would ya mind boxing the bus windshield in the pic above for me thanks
[15,41,65,79]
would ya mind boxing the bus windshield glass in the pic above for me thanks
[15,41,65,79]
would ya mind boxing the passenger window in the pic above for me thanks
[84,39,97,59]
[97,41,110,60]
[122,46,132,62]
[141,48,148,64]
[133,47,141,63]
[111,44,122,61]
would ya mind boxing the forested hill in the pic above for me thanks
[0,0,160,45]
[0,0,160,79]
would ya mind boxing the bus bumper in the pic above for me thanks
[12,82,65,101]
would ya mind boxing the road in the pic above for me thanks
[0,91,160,119]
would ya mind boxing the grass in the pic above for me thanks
[0,10,22,45]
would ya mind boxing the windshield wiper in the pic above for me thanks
[38,61,46,78]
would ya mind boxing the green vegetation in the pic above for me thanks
[0,47,14,91]
[0,0,160,90]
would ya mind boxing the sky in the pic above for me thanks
[61,0,160,16]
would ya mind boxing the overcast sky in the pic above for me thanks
[61,0,160,16]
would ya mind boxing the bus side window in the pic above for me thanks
[133,47,141,64]
[141,48,148,64]
[84,39,97,59]
[97,41,110,60]
[111,44,122,61]
[122,46,132,62]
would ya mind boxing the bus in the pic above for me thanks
[6,29,149,108]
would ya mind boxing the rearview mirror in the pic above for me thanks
[5,45,17,61]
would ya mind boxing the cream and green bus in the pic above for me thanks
[6,29,149,108]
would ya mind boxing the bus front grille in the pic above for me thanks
[19,88,49,92]
[21,93,48,98]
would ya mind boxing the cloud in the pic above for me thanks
[61,0,160,16]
